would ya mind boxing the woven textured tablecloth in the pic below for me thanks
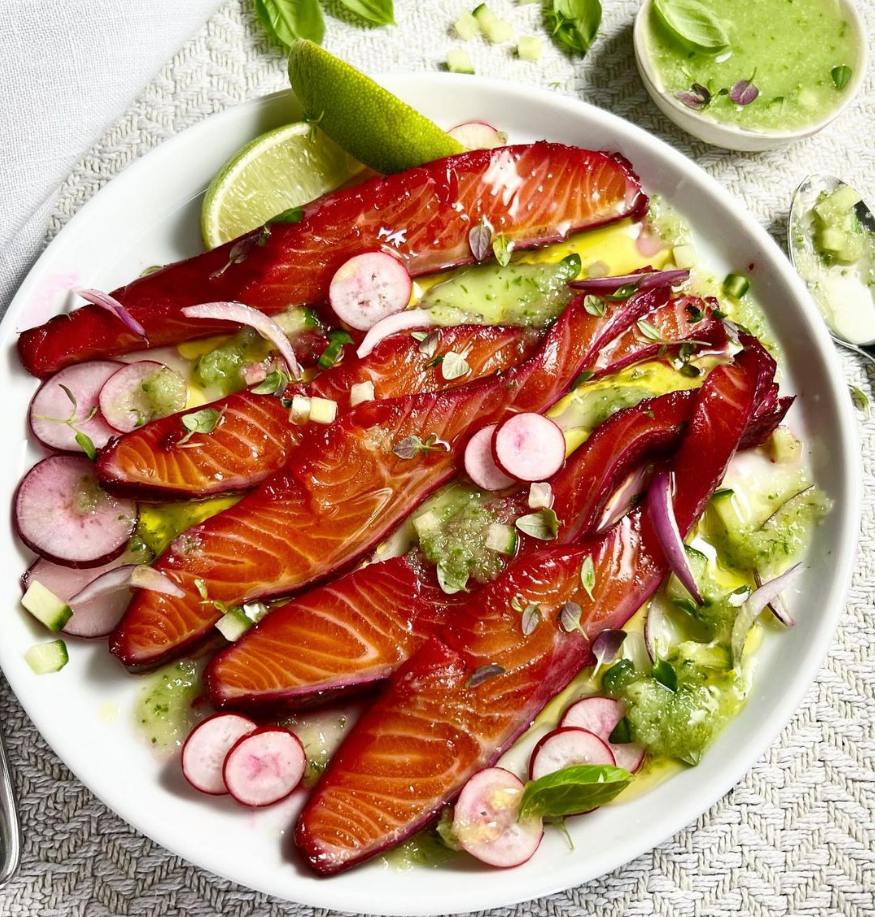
[1,2,874,915]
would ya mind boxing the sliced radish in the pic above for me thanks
[560,697,645,774]
[181,713,257,796]
[98,361,187,433]
[28,361,122,453]
[14,456,138,568]
[464,425,515,491]
[560,696,625,739]
[448,121,507,150]
[329,252,413,332]
[529,727,615,781]
[492,413,566,483]
[63,565,184,638]
[356,308,435,358]
[453,767,543,868]
[222,727,307,807]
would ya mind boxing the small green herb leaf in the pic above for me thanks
[416,331,441,358]
[466,663,505,688]
[252,369,290,395]
[516,508,559,540]
[519,764,632,819]
[604,282,640,301]
[580,555,596,600]
[547,0,602,57]
[636,319,665,343]
[521,603,542,636]
[583,294,606,317]
[849,384,869,419]
[652,658,678,692]
[442,350,471,381]
[831,65,852,90]
[178,407,225,446]
[336,0,395,25]
[437,562,469,595]
[255,0,325,47]
[492,233,512,267]
[75,431,97,461]
[653,0,729,52]
[559,600,584,634]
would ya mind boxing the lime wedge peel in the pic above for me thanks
[201,121,362,249]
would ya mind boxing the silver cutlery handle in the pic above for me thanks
[0,731,20,887]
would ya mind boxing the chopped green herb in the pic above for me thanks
[580,555,596,600]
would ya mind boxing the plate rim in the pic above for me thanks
[0,73,862,915]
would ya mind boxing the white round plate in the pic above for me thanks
[0,75,860,915]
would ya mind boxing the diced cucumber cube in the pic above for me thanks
[24,640,69,675]
[413,510,441,539]
[447,49,475,74]
[454,11,480,40]
[672,244,696,269]
[528,482,553,509]
[350,381,375,406]
[309,396,338,425]
[21,581,72,633]
[723,272,750,299]
[517,35,542,60]
[483,17,514,43]
[216,608,254,643]
[486,523,518,555]
[289,394,312,424]
[472,3,498,27]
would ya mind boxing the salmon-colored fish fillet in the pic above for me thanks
[294,349,763,874]
[18,143,645,377]
[96,324,540,499]
[111,292,647,669]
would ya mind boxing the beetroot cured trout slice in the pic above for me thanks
[294,349,763,875]
[203,388,696,709]
[111,292,646,669]
[96,325,540,499]
[18,143,645,377]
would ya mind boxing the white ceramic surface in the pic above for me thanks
[633,0,868,152]
[0,76,861,916]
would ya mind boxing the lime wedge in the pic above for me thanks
[201,121,362,249]
[287,39,464,175]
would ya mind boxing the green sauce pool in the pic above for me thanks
[644,0,861,132]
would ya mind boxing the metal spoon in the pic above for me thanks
[0,728,21,887]
[788,174,875,366]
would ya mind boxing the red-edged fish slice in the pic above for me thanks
[96,325,541,499]
[18,143,645,377]
[294,349,762,875]
[591,296,727,377]
[204,338,791,710]
[110,293,642,669]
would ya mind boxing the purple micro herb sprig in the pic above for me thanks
[674,82,711,110]
[730,72,759,106]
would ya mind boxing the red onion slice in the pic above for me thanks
[753,569,795,627]
[647,469,703,605]
[69,564,185,606]
[569,269,690,295]
[181,303,302,380]
[731,564,803,664]
[356,309,436,358]
[595,465,651,534]
[73,287,147,339]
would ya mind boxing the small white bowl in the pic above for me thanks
[633,0,868,151]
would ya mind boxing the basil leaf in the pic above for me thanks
[831,65,852,90]
[256,0,325,47]
[337,0,395,26]
[516,508,559,540]
[547,0,602,57]
[653,0,729,52]
[519,764,632,819]
[652,658,678,692]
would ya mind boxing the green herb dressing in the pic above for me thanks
[645,0,860,131]
[134,659,203,756]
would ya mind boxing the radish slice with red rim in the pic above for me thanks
[14,456,137,568]
[529,727,615,782]
[560,697,646,775]
[492,413,566,483]
[329,252,413,332]
[453,767,543,868]
[611,742,645,774]
[448,121,507,150]
[464,425,516,491]
[355,308,435,359]
[181,713,257,795]
[28,361,122,453]
[222,727,307,807]
[181,302,302,380]
[647,469,703,605]
[98,361,187,433]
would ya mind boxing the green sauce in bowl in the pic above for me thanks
[642,0,862,134]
